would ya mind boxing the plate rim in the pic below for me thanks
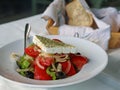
[0,35,108,88]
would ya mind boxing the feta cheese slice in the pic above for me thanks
[33,35,77,53]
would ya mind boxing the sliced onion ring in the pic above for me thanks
[36,57,45,70]
[64,60,71,74]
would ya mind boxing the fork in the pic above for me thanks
[24,23,31,51]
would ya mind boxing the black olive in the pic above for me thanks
[25,71,34,79]
[76,52,81,55]
[56,71,66,79]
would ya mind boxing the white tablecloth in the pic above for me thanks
[0,15,118,90]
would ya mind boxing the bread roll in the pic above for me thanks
[65,0,93,26]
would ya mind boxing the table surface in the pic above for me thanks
[0,14,119,90]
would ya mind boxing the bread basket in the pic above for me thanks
[46,18,59,35]
[45,0,120,49]
[109,32,120,49]
[46,0,96,34]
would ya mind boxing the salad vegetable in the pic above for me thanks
[12,37,88,80]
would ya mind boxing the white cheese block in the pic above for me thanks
[33,35,77,53]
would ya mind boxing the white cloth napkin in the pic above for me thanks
[41,0,66,26]
[42,0,112,50]
[92,7,120,32]
[59,15,110,50]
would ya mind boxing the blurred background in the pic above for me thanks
[0,0,53,24]
[0,0,120,24]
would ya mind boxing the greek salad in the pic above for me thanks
[12,36,88,80]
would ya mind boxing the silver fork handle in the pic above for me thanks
[24,23,31,50]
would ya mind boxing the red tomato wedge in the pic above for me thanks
[35,56,45,70]
[35,56,54,68]
[25,45,40,58]
[34,65,52,80]
[67,64,76,76]
[61,60,76,76]
[70,55,88,70]
[40,57,54,67]
[61,60,71,74]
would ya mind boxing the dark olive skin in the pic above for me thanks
[25,71,34,79]
[56,71,66,79]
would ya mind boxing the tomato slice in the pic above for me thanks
[35,56,54,67]
[70,55,88,70]
[25,45,40,58]
[34,54,54,80]
[67,64,76,76]
[61,60,71,74]
[34,65,52,80]
[35,56,45,70]
[61,60,76,76]
[40,57,54,67]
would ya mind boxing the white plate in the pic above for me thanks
[0,35,108,88]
